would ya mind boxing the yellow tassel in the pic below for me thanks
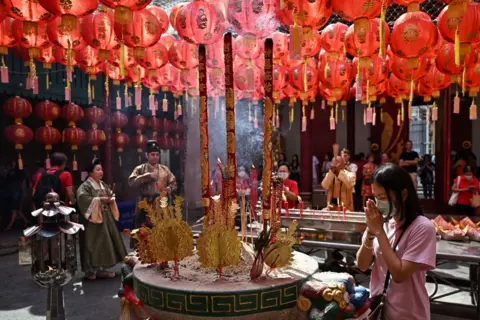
[409,80,414,105]
[342,106,345,122]
[1,55,5,67]
[380,107,384,123]
[92,83,95,100]
[401,101,405,121]
[290,107,294,123]
[324,61,329,80]
[356,53,361,80]
[120,41,125,78]
[462,66,466,96]
[105,72,109,97]
[366,79,370,105]
[46,73,49,90]
[88,77,91,100]
[303,59,308,92]
[455,26,460,67]
[335,103,338,124]
[380,2,386,58]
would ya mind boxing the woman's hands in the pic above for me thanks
[365,199,385,236]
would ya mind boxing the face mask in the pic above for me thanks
[238,171,245,178]
[278,172,288,180]
[375,198,398,219]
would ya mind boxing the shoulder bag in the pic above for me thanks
[367,228,407,320]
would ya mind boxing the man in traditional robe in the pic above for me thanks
[128,140,177,228]
[321,150,356,212]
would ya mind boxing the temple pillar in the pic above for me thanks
[300,103,313,201]
[435,88,451,206]
[103,82,113,185]
[347,99,356,153]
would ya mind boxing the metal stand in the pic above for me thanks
[46,285,65,320]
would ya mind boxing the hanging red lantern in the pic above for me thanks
[390,12,438,60]
[53,46,80,66]
[146,6,170,35]
[173,134,184,152]
[180,68,198,90]
[132,114,147,131]
[157,132,173,150]
[111,110,129,165]
[35,100,60,126]
[320,22,348,53]
[147,117,161,138]
[137,41,168,72]
[112,111,129,130]
[132,113,147,157]
[158,118,172,134]
[319,58,353,92]
[345,18,390,60]
[87,128,107,152]
[75,45,102,75]
[435,42,477,78]
[331,0,383,23]
[3,96,33,123]
[105,62,124,84]
[134,133,148,156]
[276,0,332,30]
[437,0,470,19]
[61,102,84,126]
[108,45,136,69]
[80,11,120,60]
[4,123,33,169]
[415,81,433,102]
[0,17,17,82]
[273,64,288,103]
[388,73,410,99]
[463,62,480,96]
[63,126,86,167]
[156,64,178,90]
[352,55,388,89]
[234,59,264,95]
[85,105,105,128]
[114,8,163,59]
[437,3,480,45]
[169,2,188,27]
[290,60,319,93]
[35,125,61,158]
[169,40,199,70]
[99,0,151,25]
[419,64,450,99]
[301,29,322,58]
[227,0,277,39]
[389,54,431,81]
[160,34,177,51]
[174,0,226,45]
[171,120,184,135]
[2,0,55,26]
[38,0,98,34]
[234,35,264,61]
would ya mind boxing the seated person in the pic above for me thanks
[322,154,356,212]
[278,164,299,209]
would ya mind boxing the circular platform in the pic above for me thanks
[133,250,318,319]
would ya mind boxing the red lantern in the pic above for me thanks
[63,126,86,150]
[437,3,480,45]
[331,0,383,23]
[132,114,147,131]
[35,100,60,126]
[180,68,198,90]
[206,41,224,69]
[38,0,98,33]
[38,45,55,68]
[35,125,61,151]
[108,45,136,69]
[62,103,84,126]
[160,34,177,51]
[389,54,431,81]
[1,0,55,24]
[415,81,433,102]
[80,11,120,60]
[112,111,129,130]
[419,64,450,98]
[99,0,151,25]
[171,120,184,134]
[301,29,322,58]
[111,110,129,165]
[75,45,102,74]
[146,6,169,35]
[148,117,162,138]
[463,63,480,96]
[319,58,353,92]
[174,0,226,45]
[112,131,129,152]
[276,0,332,30]
[390,12,438,60]
[290,61,319,93]
[5,123,34,169]
[87,128,106,152]
[134,133,148,154]
[85,106,105,128]
[227,0,277,38]
[158,118,172,134]
[352,55,388,89]
[345,18,390,59]
[435,42,477,77]
[320,22,348,55]
[169,40,199,70]
[388,73,410,99]
[12,20,50,52]
[105,62,124,84]
[3,96,32,123]
[234,35,264,60]
[173,134,184,151]
[114,9,163,59]
[234,59,264,94]
[53,46,80,66]
[156,64,178,90]
[0,17,17,73]
[273,64,288,103]
[169,2,188,27]
[137,42,168,71]
[157,132,173,150]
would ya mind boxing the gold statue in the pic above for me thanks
[132,196,193,279]
[197,195,242,279]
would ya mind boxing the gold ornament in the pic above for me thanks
[263,220,298,270]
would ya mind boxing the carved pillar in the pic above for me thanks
[435,88,451,206]
[103,79,113,185]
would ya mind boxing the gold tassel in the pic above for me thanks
[88,77,91,101]
[470,98,478,120]
[46,73,49,90]
[303,59,308,92]
[120,41,125,78]
[401,101,405,121]
[409,79,414,105]
[462,66,466,96]
[380,2,386,58]
[105,72,109,97]
[289,107,294,123]
[366,79,370,105]
[335,103,338,124]
[324,61,329,80]
[18,153,23,170]
[380,107,384,123]
[92,82,95,100]
[342,106,345,122]
[455,26,460,67]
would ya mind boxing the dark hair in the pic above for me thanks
[359,152,365,158]
[279,153,286,161]
[50,152,68,167]
[326,152,333,161]
[373,164,423,230]
[35,160,44,168]
[464,166,473,174]
[405,140,413,144]
[86,158,102,174]
[341,148,351,156]
[278,164,290,172]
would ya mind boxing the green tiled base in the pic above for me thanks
[133,252,318,318]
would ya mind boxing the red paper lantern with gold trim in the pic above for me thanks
[5,123,33,169]
[0,17,17,69]
[234,35,264,60]
[134,133,148,156]
[276,0,332,30]
[137,41,169,71]
[53,46,80,66]
[35,100,60,126]
[85,106,105,128]
[111,111,129,130]
[435,42,477,77]
[174,0,226,45]
[271,31,289,61]
[146,6,169,35]
[147,117,162,138]
[437,2,480,45]
[38,0,98,34]
[331,0,383,23]
[114,9,163,59]
[87,128,106,152]
[35,125,61,152]
[2,0,55,25]
[12,20,50,52]
[108,45,136,69]
[352,55,388,89]
[419,64,450,99]
[169,40,199,70]
[463,62,480,97]
[227,0,277,38]
[415,81,433,102]
[389,54,431,81]
[320,22,348,55]
[75,45,102,75]
[3,96,32,123]
[112,132,130,153]
[63,127,86,150]
[171,120,184,135]
[99,0,151,25]
[157,132,173,150]
[319,58,353,93]
[61,102,84,126]
[290,61,318,93]
[80,11,120,60]
[345,18,389,59]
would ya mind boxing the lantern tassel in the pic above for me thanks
[301,105,307,132]
[321,99,326,110]
[342,105,345,122]
[254,107,258,128]
[335,103,339,124]
[462,66,466,96]
[401,101,405,122]
[248,102,252,122]
[366,103,373,123]
[397,109,401,126]
[149,91,155,111]
[324,61,329,80]
[178,101,182,116]
[289,107,294,124]
[303,59,308,92]
[366,79,370,105]
[372,107,376,126]
[18,153,23,170]
[454,90,460,114]
[381,107,384,123]
[45,153,51,169]
[66,41,72,84]
[73,154,78,171]
[363,108,367,126]
[88,78,92,104]
[116,90,121,110]
[455,27,460,67]
[1,55,8,83]
[120,41,125,78]
[310,104,315,120]
[432,101,438,121]
[470,99,478,120]
[162,96,168,112]
[135,84,141,111]
[276,109,280,128]
[379,3,386,58]
[46,72,49,90]
[330,107,336,130]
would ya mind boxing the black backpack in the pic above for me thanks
[33,170,64,207]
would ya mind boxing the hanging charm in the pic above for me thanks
[432,101,438,121]
[470,99,478,120]
[454,90,460,114]
[301,105,307,132]
[330,107,336,130]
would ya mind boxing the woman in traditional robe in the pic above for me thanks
[77,159,127,280]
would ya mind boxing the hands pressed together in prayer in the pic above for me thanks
[364,199,385,236]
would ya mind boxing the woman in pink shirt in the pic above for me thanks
[357,164,436,320]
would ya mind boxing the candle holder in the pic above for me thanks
[23,192,83,320]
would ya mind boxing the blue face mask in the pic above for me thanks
[375,198,398,219]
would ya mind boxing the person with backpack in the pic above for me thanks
[128,140,177,228]
[33,152,76,208]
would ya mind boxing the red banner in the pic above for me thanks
[198,45,210,214]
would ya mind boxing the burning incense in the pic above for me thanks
[198,44,210,216]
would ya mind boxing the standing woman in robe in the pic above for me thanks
[77,159,127,280]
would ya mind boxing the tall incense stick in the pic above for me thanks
[198,45,210,216]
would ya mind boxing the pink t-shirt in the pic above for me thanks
[368,215,436,320]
